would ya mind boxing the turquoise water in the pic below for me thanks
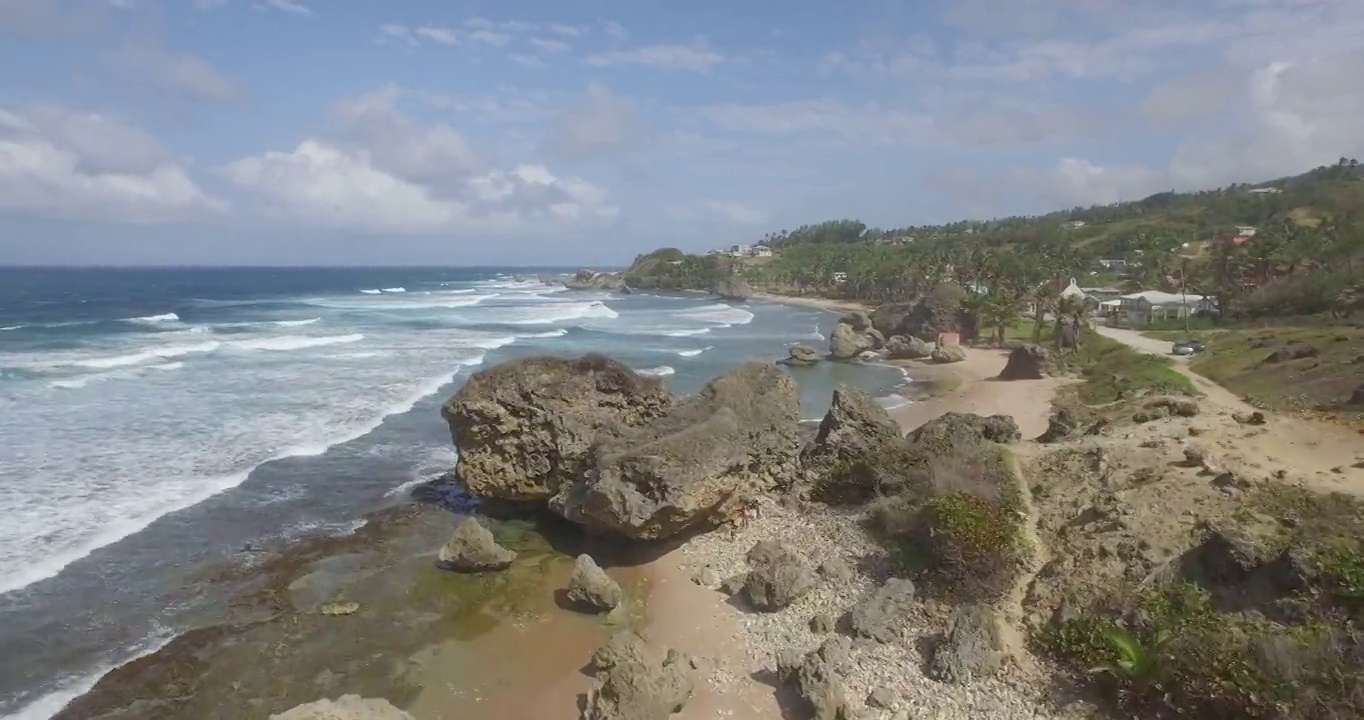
[0,267,905,718]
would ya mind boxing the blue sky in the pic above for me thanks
[1,0,1361,265]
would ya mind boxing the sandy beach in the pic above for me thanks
[750,291,871,314]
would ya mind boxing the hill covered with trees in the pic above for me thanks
[647,159,1364,321]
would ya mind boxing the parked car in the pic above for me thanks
[1171,339,1207,356]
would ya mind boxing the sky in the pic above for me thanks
[0,0,1362,266]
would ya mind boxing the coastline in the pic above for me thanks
[749,291,870,314]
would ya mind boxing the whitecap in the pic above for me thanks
[637,366,676,377]
[488,300,618,325]
[67,341,221,369]
[1,325,21,331]
[656,328,712,337]
[380,287,406,293]
[228,333,363,352]
[273,317,321,327]
[3,628,179,720]
[521,328,569,338]
[677,303,755,327]
[124,312,180,324]
[359,289,381,294]
[675,346,711,357]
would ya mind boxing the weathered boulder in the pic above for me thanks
[800,385,907,503]
[1145,396,1200,418]
[885,334,932,360]
[585,633,694,720]
[555,361,802,540]
[775,637,854,720]
[1262,342,1319,364]
[909,412,1021,448]
[779,343,821,367]
[567,554,624,612]
[1349,384,1364,406]
[999,344,1054,380]
[870,302,916,339]
[848,578,917,643]
[437,518,516,573]
[592,630,651,671]
[567,269,627,291]
[270,695,414,720]
[742,540,817,611]
[928,605,1005,685]
[442,354,674,501]
[712,275,753,301]
[930,345,966,364]
[829,322,874,360]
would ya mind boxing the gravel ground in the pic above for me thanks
[675,495,1096,720]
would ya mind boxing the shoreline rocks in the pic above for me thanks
[830,312,884,360]
[437,518,516,572]
[779,343,821,367]
[566,554,624,612]
[712,275,753,301]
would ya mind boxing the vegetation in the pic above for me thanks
[1065,330,1197,404]
[619,247,730,290]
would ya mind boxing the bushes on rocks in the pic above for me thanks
[442,354,673,501]
[870,283,976,342]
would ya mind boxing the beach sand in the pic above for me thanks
[749,291,871,314]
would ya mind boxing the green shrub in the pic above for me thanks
[905,491,1024,603]
[1065,331,1196,404]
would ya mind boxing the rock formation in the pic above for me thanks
[778,343,821,367]
[566,554,624,612]
[712,275,753,301]
[566,269,626,291]
[848,578,917,643]
[584,632,694,720]
[998,344,1055,380]
[870,282,975,341]
[554,361,802,540]
[884,334,932,360]
[776,636,854,720]
[270,695,414,720]
[928,605,1004,685]
[930,345,966,364]
[442,354,674,501]
[437,518,516,572]
[742,540,816,611]
[800,385,910,503]
[829,312,884,360]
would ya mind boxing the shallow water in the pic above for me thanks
[0,267,905,718]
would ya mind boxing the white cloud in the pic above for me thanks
[468,28,511,46]
[530,37,570,53]
[221,87,618,234]
[600,20,627,41]
[542,82,646,160]
[705,200,766,225]
[586,42,723,72]
[257,0,309,15]
[415,25,458,45]
[110,43,241,104]
[510,54,545,68]
[0,104,225,223]
[550,23,582,37]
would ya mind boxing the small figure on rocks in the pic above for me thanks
[567,554,624,612]
[436,517,516,573]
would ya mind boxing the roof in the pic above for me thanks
[1118,290,1206,306]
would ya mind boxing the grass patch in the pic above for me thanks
[1148,323,1364,415]
[1062,330,1196,404]
[1045,582,1364,719]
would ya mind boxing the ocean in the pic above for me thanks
[0,267,908,719]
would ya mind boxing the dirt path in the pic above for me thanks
[1096,325,1364,495]
[889,347,1066,440]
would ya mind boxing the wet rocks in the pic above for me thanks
[742,540,817,611]
[442,354,674,501]
[567,554,624,613]
[557,361,802,540]
[847,578,916,643]
[928,605,1004,685]
[436,518,516,573]
[779,343,822,367]
[270,695,415,720]
[998,344,1055,380]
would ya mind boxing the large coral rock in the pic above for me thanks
[555,361,802,540]
[829,322,874,360]
[442,354,674,501]
[567,554,624,612]
[779,343,821,367]
[742,540,817,611]
[437,518,516,573]
[801,385,911,503]
[884,334,932,360]
[584,633,694,720]
[270,695,414,720]
[712,275,753,301]
[930,345,966,364]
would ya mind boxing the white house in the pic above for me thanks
[1062,220,1087,229]
[1247,187,1282,194]
[728,244,751,257]
[1059,277,1086,302]
[1235,226,1258,237]
[1104,290,1209,326]
[752,246,773,257]
[832,271,848,284]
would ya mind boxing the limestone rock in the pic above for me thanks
[743,540,817,611]
[930,345,966,364]
[884,334,932,360]
[566,269,626,291]
[778,637,854,720]
[567,554,624,612]
[442,354,674,501]
[779,343,821,367]
[800,384,907,504]
[270,695,414,720]
[829,322,874,360]
[848,578,916,643]
[437,518,516,573]
[585,634,694,720]
[557,361,802,540]
[928,605,1004,685]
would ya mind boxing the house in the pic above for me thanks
[832,272,848,284]
[1247,187,1283,194]
[752,246,772,258]
[728,244,752,257]
[1235,226,1258,237]
[1059,277,1086,302]
[1062,220,1088,229]
[1096,258,1128,271]
[1103,290,1209,326]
